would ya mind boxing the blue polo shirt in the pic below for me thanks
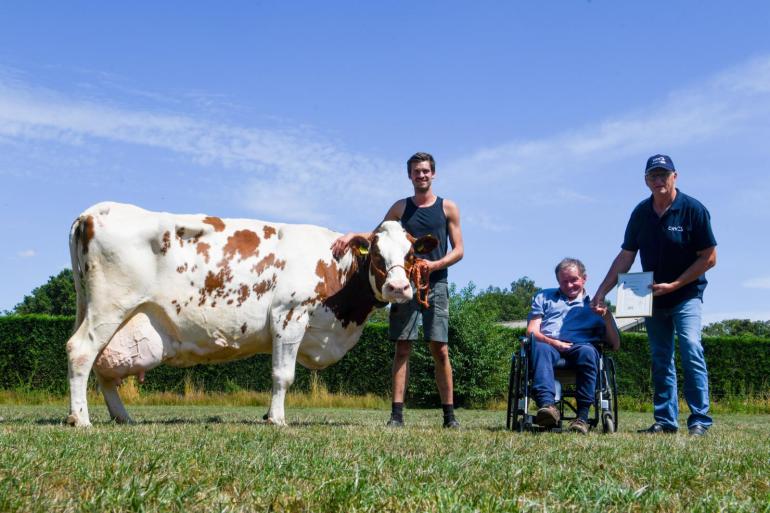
[527,288,606,345]
[622,189,717,309]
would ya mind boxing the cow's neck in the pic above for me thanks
[322,255,386,328]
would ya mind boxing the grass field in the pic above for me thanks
[1,405,768,512]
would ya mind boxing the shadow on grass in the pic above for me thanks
[35,417,66,425]
[24,416,363,427]
[288,419,360,427]
[136,416,361,427]
[27,416,230,426]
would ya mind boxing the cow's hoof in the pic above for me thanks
[66,414,92,428]
[265,417,287,427]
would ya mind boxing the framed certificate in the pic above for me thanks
[615,272,654,317]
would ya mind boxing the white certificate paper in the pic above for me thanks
[615,272,654,317]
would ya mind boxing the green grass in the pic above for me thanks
[1,405,768,512]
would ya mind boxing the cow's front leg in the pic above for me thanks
[266,310,307,426]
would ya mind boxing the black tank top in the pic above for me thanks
[400,197,448,283]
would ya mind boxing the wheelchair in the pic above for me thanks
[506,334,618,433]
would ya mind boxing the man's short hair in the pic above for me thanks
[555,257,586,278]
[407,152,435,175]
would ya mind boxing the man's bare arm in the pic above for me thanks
[526,317,573,353]
[330,199,406,258]
[602,312,621,351]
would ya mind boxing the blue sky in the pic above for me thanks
[2,2,769,323]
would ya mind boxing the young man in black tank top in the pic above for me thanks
[332,152,464,428]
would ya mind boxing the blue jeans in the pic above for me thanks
[644,297,712,429]
[531,341,599,416]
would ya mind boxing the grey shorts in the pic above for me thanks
[389,281,449,343]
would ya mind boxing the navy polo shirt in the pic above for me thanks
[622,189,717,309]
[527,289,606,345]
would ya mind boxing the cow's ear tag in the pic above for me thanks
[349,236,370,258]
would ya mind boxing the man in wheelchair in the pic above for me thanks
[527,258,620,433]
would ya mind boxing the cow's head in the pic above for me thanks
[349,221,438,303]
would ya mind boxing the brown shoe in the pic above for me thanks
[568,418,590,435]
[535,405,560,427]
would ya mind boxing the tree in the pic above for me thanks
[472,277,539,322]
[13,269,77,316]
[702,319,770,337]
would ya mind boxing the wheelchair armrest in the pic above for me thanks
[596,340,619,353]
[518,334,534,348]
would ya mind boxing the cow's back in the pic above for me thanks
[78,202,304,369]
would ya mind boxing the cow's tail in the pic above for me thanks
[69,215,88,331]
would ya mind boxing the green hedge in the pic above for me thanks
[607,333,770,398]
[1,315,768,405]
[0,314,74,392]
[0,309,509,408]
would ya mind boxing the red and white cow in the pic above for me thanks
[65,202,435,426]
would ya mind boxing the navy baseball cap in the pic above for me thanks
[645,154,676,174]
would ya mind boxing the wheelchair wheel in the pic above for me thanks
[507,353,525,432]
[606,356,618,431]
[602,412,615,434]
[506,355,516,430]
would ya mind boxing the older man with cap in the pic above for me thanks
[591,154,717,436]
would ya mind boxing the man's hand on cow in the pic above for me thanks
[652,282,677,296]
[331,234,354,259]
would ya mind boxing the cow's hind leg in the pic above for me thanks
[65,316,124,427]
[95,372,133,424]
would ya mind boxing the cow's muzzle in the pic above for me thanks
[383,279,412,303]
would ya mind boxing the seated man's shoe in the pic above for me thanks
[443,418,461,429]
[567,418,590,435]
[386,416,404,427]
[637,423,678,434]
[535,404,560,428]
[688,424,708,437]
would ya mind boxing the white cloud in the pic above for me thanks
[3,55,770,233]
[17,249,36,258]
[444,55,770,188]
[742,276,770,289]
[0,77,398,224]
